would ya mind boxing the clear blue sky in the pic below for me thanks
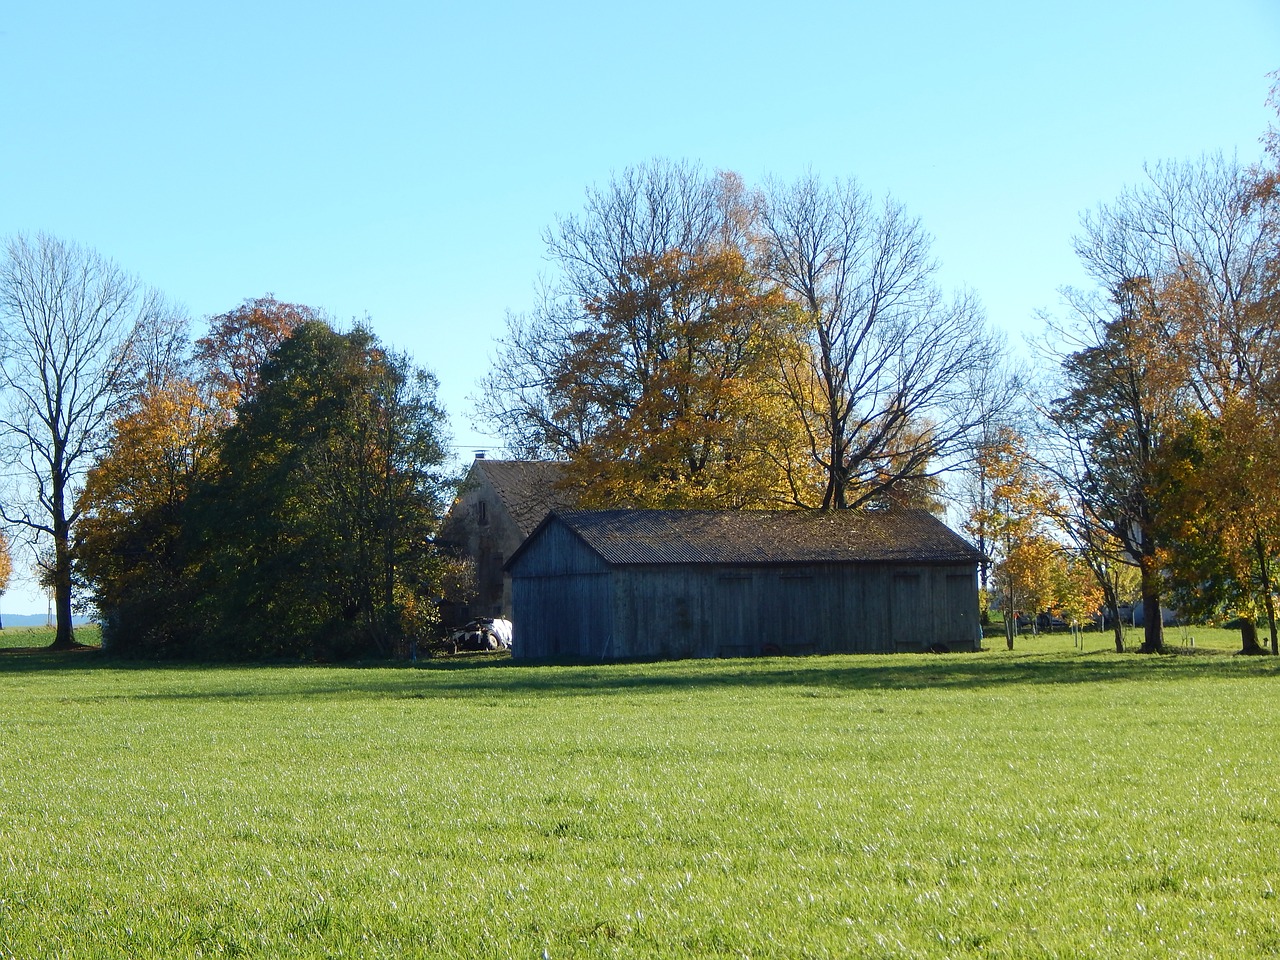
[1,1,1277,612]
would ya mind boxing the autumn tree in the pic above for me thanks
[956,397,1031,615]
[75,378,223,655]
[962,426,1056,649]
[1042,162,1214,656]
[1033,433,1143,653]
[1155,404,1280,654]
[0,531,11,629]
[759,174,1013,510]
[1050,311,1174,653]
[76,294,316,653]
[1050,144,1280,653]
[0,233,178,649]
[558,245,806,507]
[1050,552,1106,630]
[192,295,319,409]
[477,161,815,508]
[996,534,1060,635]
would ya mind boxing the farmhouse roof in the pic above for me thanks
[512,507,982,567]
[474,459,576,537]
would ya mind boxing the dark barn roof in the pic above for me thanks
[475,460,575,537]
[510,507,982,568]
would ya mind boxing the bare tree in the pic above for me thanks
[1077,154,1276,413]
[475,160,757,461]
[0,233,151,648]
[759,174,1011,509]
[126,287,191,398]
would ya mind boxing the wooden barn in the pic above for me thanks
[505,508,983,661]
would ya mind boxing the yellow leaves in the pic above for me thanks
[964,427,1057,545]
[79,379,220,526]
[1052,555,1106,625]
[558,241,810,509]
[0,531,11,595]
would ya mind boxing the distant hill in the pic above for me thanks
[1,613,95,627]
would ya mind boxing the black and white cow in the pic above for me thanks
[451,617,513,652]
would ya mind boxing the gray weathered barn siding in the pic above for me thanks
[505,518,613,657]
[507,509,981,661]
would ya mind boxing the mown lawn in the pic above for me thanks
[1,633,1278,958]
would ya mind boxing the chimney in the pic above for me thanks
[473,449,487,460]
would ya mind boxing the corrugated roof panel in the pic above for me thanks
[550,508,981,566]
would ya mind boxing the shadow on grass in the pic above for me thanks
[3,641,1276,703]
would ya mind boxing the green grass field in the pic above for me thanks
[2,627,1278,958]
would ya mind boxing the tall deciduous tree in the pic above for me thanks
[556,244,803,508]
[0,530,11,630]
[75,378,222,655]
[1047,283,1180,654]
[1034,432,1141,654]
[1155,403,1280,654]
[191,321,452,659]
[192,295,319,408]
[478,161,815,507]
[962,427,1057,649]
[1050,552,1106,632]
[759,174,1010,510]
[1053,147,1280,653]
[0,233,168,649]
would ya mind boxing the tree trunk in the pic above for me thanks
[1098,576,1125,653]
[1105,596,1125,652]
[1254,532,1279,656]
[1239,618,1268,656]
[47,477,77,651]
[1262,590,1278,657]
[1005,584,1015,650]
[1136,554,1164,654]
[1104,596,1124,653]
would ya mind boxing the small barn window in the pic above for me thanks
[477,501,489,526]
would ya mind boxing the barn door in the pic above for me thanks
[891,573,924,652]
[777,575,818,656]
[945,573,978,650]
[713,576,754,657]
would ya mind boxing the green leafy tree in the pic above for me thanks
[190,321,452,659]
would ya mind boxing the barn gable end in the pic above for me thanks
[436,458,576,625]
